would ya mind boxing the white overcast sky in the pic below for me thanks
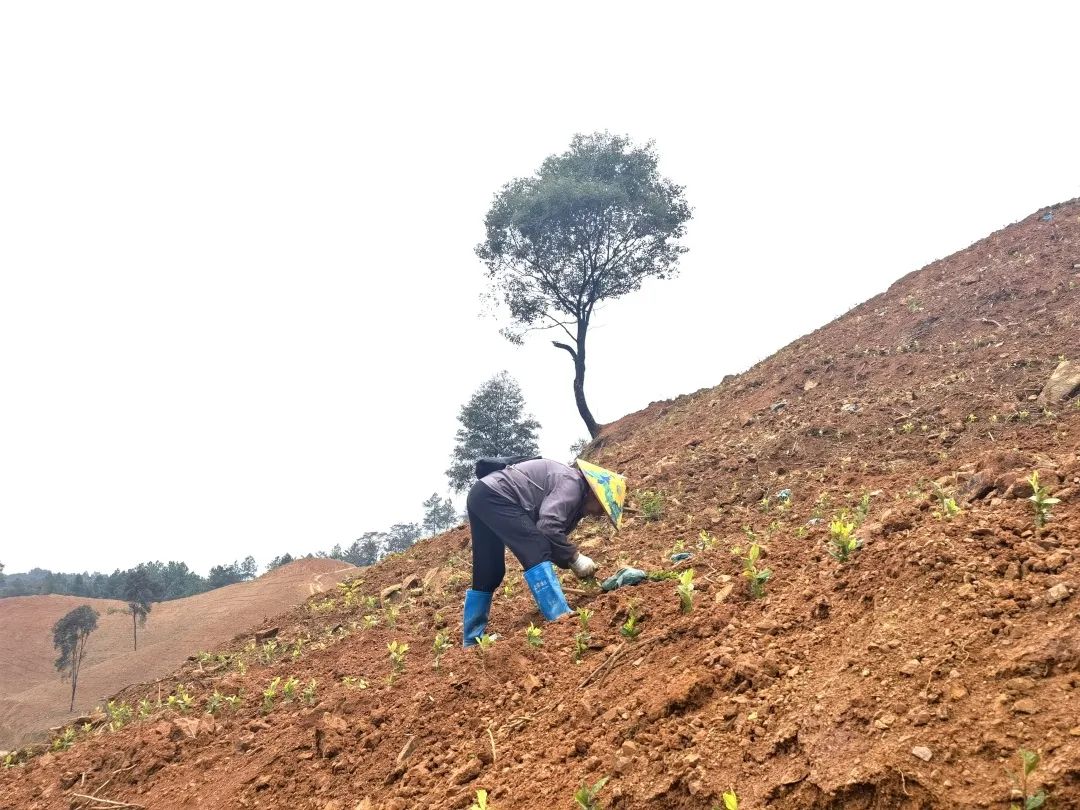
[2,2,1078,575]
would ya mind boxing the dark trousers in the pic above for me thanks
[467,481,551,592]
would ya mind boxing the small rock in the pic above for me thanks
[1037,360,1080,405]
[380,584,403,601]
[714,583,735,603]
[1046,584,1070,605]
[841,403,859,414]
[1012,699,1038,715]
[899,659,921,676]
[948,684,968,701]
[912,746,933,762]
[396,736,416,764]
[910,709,932,727]
[451,757,483,785]
[1069,726,1080,737]
[874,713,897,730]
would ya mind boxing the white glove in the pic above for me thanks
[570,553,598,579]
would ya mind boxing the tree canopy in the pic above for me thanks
[445,372,540,491]
[477,132,691,436]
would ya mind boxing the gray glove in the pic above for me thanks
[570,552,598,579]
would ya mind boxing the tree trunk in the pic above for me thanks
[132,611,137,652]
[553,325,600,438]
[69,673,76,712]
[573,351,600,438]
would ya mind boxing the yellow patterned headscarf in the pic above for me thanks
[575,459,627,530]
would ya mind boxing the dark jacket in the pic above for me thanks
[480,458,587,566]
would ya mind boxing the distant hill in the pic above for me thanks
[0,557,353,749]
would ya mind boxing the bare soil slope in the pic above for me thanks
[1,201,1079,809]
[0,558,353,750]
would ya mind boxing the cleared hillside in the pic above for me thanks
[1,201,1078,808]
[0,557,354,750]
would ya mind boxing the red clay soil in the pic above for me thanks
[0,558,354,751]
[2,201,1079,809]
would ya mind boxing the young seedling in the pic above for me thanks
[223,694,243,710]
[525,623,543,648]
[166,685,195,714]
[932,484,961,519]
[573,608,593,662]
[281,676,300,702]
[341,676,368,690]
[855,492,872,523]
[827,517,862,563]
[696,530,717,551]
[573,776,610,810]
[433,630,452,670]
[105,700,132,731]
[502,580,515,599]
[138,698,155,719]
[676,569,695,613]
[733,545,771,598]
[385,604,400,628]
[302,679,317,706]
[720,790,739,810]
[51,727,77,752]
[387,641,408,683]
[578,607,594,629]
[469,789,490,810]
[639,490,664,522]
[620,604,642,639]
[205,690,225,716]
[262,677,281,712]
[362,613,380,629]
[1028,472,1060,535]
[258,639,278,665]
[1008,749,1047,810]
[291,638,305,661]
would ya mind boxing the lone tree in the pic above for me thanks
[446,372,540,491]
[52,605,99,711]
[421,493,457,536]
[122,568,160,651]
[478,132,691,437]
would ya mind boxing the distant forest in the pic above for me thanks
[0,521,432,601]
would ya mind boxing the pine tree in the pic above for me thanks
[446,372,540,491]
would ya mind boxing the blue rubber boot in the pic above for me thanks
[462,589,493,647]
[523,561,572,620]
